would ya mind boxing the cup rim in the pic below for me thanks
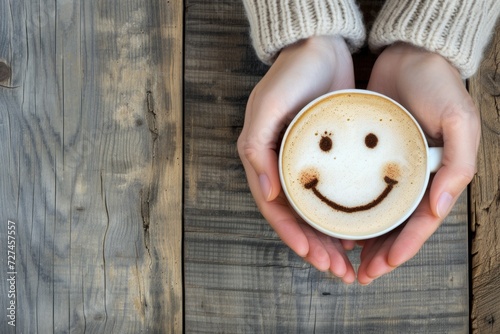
[278,89,431,240]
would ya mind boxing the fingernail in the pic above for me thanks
[259,174,272,201]
[437,192,453,218]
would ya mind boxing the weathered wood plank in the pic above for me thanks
[469,22,500,334]
[184,0,468,332]
[0,0,182,332]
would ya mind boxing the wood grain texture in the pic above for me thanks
[0,0,183,332]
[183,0,468,332]
[469,22,500,334]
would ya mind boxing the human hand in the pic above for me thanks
[357,43,480,284]
[237,36,357,283]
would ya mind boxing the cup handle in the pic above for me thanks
[428,147,443,173]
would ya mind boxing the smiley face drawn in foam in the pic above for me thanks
[300,132,400,213]
[280,92,428,237]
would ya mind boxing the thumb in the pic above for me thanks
[429,109,480,218]
[238,132,282,202]
[238,94,286,202]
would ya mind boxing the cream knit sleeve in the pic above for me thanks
[369,0,500,78]
[243,0,366,65]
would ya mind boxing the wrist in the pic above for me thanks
[369,0,500,78]
[280,35,354,91]
[243,0,365,64]
[383,43,460,77]
[280,35,348,57]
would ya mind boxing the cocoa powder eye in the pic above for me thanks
[319,131,333,152]
[365,133,378,149]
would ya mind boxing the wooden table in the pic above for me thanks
[0,0,498,332]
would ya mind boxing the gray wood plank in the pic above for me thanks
[183,0,469,332]
[469,22,500,334]
[0,0,183,332]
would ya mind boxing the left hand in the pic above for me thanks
[357,43,480,285]
[237,36,357,283]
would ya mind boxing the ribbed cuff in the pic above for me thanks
[243,0,366,65]
[369,0,500,78]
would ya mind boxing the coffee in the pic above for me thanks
[280,91,428,239]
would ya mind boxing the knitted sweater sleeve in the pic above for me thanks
[242,0,366,65]
[369,0,500,78]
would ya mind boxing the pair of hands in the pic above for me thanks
[237,36,480,284]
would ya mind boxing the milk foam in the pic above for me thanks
[281,92,428,237]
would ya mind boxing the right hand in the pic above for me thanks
[356,43,480,284]
[237,36,357,283]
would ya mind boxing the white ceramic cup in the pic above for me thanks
[279,89,442,240]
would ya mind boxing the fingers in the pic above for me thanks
[260,197,311,259]
[357,192,443,285]
[357,231,400,285]
[300,225,356,283]
[341,239,356,250]
[245,157,356,281]
[255,187,356,282]
[386,193,441,267]
[324,237,356,283]
[300,224,333,272]
[240,147,309,257]
[241,152,355,279]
